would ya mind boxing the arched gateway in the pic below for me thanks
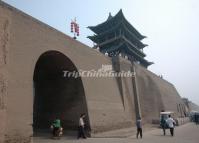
[33,51,90,135]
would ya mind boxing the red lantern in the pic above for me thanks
[70,18,80,38]
[77,24,79,36]
[70,22,74,33]
[75,24,77,32]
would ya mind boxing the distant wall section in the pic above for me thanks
[135,63,186,123]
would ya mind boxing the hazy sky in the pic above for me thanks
[3,0,199,104]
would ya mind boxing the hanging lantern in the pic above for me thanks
[70,18,80,39]
[77,24,79,36]
[74,23,77,33]
[71,21,74,33]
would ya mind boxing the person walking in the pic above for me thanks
[194,113,199,125]
[136,117,142,139]
[77,113,87,139]
[166,115,176,136]
[160,117,167,135]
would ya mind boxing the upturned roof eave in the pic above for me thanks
[88,23,148,49]
[95,36,146,57]
[88,9,146,40]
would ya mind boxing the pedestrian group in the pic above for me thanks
[50,114,179,140]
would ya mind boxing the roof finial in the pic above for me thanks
[107,12,113,20]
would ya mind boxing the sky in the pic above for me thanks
[2,0,199,105]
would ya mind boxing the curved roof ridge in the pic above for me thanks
[88,9,146,40]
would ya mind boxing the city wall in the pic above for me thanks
[0,1,186,142]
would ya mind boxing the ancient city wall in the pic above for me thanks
[0,3,10,143]
[0,1,186,142]
[135,63,186,123]
[0,1,135,142]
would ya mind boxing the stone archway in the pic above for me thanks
[33,50,90,135]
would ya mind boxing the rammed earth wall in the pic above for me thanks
[0,1,186,142]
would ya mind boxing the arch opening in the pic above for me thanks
[33,51,90,135]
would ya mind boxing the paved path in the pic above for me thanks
[33,123,199,143]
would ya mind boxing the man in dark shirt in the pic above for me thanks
[160,117,167,135]
[136,117,142,139]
